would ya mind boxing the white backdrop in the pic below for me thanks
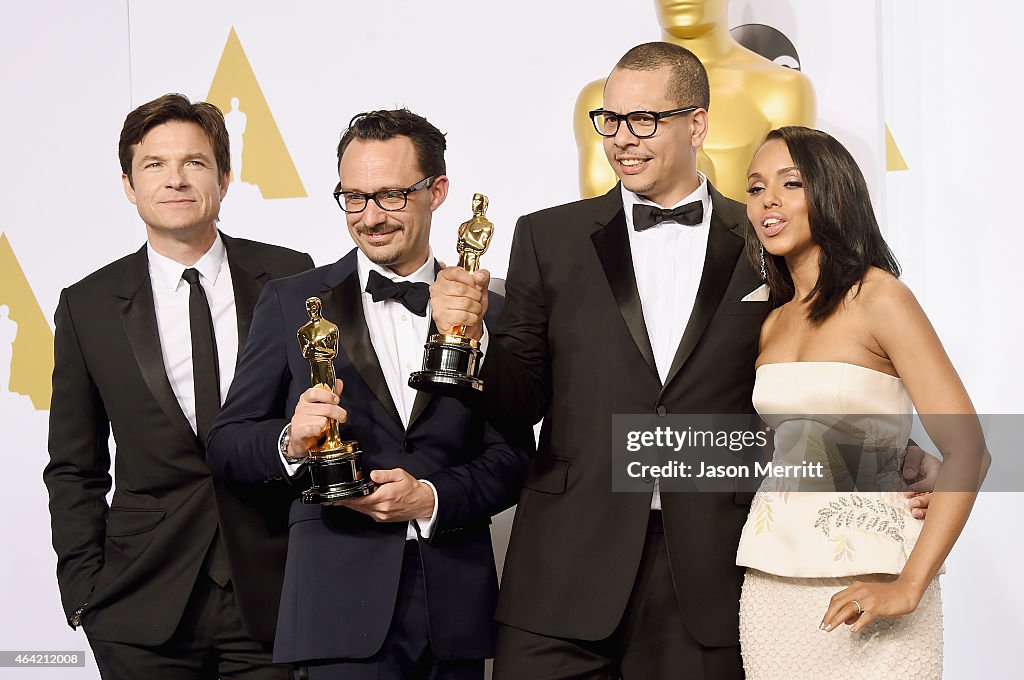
[1,1,1021,677]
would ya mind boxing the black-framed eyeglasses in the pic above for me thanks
[333,176,435,213]
[588,106,698,138]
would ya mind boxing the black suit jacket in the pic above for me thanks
[44,233,313,646]
[481,184,770,647]
[206,249,533,664]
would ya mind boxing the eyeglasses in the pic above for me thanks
[333,176,435,213]
[588,106,699,138]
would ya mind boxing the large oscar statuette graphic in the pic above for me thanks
[409,193,493,397]
[296,297,375,503]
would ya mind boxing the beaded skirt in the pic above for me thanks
[739,569,943,679]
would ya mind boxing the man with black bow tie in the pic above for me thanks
[206,109,532,680]
[430,43,760,679]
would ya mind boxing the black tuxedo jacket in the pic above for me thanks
[44,233,313,646]
[205,249,533,664]
[481,184,770,647]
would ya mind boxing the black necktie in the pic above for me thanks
[365,269,430,316]
[182,268,230,587]
[182,268,220,444]
[632,200,704,232]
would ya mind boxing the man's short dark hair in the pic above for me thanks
[336,109,446,177]
[119,93,230,186]
[614,42,711,110]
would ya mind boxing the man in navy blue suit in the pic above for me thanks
[206,109,532,680]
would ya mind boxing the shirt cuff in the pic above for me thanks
[477,321,489,369]
[278,424,305,477]
[415,479,439,539]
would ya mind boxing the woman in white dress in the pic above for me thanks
[735,126,988,679]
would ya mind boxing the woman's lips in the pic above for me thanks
[761,215,787,237]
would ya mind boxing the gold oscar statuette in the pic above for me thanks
[408,193,493,396]
[296,296,374,503]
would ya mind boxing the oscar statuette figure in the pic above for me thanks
[408,193,493,396]
[295,296,375,503]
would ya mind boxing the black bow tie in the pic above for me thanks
[365,269,430,316]
[632,200,704,232]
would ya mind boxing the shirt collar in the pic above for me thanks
[356,248,436,294]
[622,173,711,231]
[147,232,227,291]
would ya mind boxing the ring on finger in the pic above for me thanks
[852,599,864,615]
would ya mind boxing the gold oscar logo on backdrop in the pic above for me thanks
[0,232,53,410]
[207,27,306,199]
[885,124,908,171]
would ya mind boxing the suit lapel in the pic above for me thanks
[222,232,265,357]
[590,188,659,378]
[405,261,445,429]
[661,185,747,391]
[406,317,438,430]
[320,262,405,429]
[117,246,200,449]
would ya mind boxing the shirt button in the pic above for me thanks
[405,362,413,370]
[401,314,408,322]
[656,405,668,416]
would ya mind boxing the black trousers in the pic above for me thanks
[88,574,288,680]
[492,511,743,680]
[296,541,484,680]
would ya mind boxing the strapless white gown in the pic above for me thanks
[736,362,943,679]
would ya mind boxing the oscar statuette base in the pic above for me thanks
[408,333,483,398]
[301,442,376,504]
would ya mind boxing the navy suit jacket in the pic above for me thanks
[206,249,533,663]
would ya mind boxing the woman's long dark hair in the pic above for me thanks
[744,126,901,324]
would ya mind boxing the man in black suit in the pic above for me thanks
[44,94,313,679]
[206,109,532,680]
[431,42,760,679]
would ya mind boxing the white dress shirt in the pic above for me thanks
[622,175,714,510]
[147,234,238,433]
[622,176,713,383]
[357,251,434,430]
[281,251,439,539]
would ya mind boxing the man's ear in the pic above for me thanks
[690,109,709,149]
[219,171,230,200]
[429,175,449,211]
[122,173,137,205]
